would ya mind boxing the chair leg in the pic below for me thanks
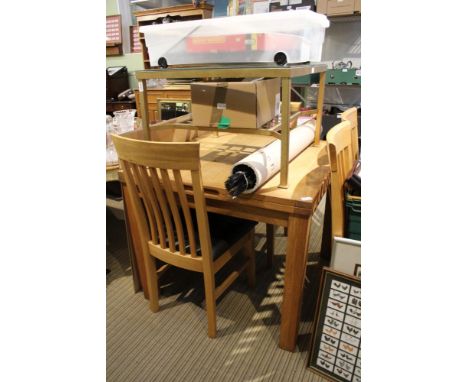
[203,271,217,338]
[245,230,256,288]
[266,224,275,268]
[143,250,160,312]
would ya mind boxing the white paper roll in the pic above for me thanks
[231,120,317,193]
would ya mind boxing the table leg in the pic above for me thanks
[266,224,275,268]
[122,182,149,298]
[121,191,141,294]
[279,213,312,352]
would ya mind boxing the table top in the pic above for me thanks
[117,128,330,215]
[194,131,329,210]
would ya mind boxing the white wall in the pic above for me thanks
[322,19,361,68]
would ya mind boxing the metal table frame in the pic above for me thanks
[135,63,327,188]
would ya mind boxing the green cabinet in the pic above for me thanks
[326,68,361,85]
[292,69,361,86]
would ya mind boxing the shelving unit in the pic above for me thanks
[135,63,327,188]
[133,3,213,70]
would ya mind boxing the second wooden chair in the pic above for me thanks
[326,120,355,238]
[340,107,360,160]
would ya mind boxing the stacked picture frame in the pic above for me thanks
[308,268,361,382]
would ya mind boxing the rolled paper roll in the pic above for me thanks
[225,119,317,196]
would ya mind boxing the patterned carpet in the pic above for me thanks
[106,196,328,382]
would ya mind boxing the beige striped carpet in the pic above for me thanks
[107,196,328,382]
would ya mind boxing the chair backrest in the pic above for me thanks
[326,120,354,238]
[341,107,359,160]
[112,134,213,267]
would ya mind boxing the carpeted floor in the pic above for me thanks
[106,196,329,382]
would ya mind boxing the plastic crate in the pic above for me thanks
[345,194,361,241]
[140,10,329,67]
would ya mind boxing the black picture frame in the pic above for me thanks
[307,268,361,382]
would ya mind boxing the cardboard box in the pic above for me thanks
[316,0,327,14]
[191,78,280,129]
[316,0,357,16]
[355,0,361,12]
[327,0,355,15]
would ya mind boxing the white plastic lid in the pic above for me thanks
[140,10,330,34]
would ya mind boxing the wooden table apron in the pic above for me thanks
[117,130,331,352]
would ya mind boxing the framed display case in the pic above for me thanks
[308,268,361,382]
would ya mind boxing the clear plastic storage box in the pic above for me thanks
[140,10,329,68]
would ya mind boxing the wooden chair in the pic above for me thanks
[326,120,354,238]
[112,135,257,338]
[340,107,360,160]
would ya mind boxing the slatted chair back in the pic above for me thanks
[341,107,359,160]
[326,120,354,238]
[112,134,212,271]
[112,134,257,338]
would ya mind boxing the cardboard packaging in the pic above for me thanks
[191,78,280,129]
[316,0,358,16]
[316,0,327,14]
[327,0,355,15]
[355,0,361,12]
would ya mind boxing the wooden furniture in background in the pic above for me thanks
[341,107,359,160]
[134,4,214,69]
[113,135,257,338]
[118,126,332,351]
[134,86,191,124]
[326,120,354,238]
[106,100,136,115]
[316,0,361,16]
[106,15,123,56]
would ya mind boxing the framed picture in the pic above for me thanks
[106,15,123,56]
[106,15,122,45]
[130,26,142,53]
[330,237,361,278]
[307,268,361,382]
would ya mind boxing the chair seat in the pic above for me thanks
[207,213,257,260]
[185,210,256,259]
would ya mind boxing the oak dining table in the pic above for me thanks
[112,126,332,352]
